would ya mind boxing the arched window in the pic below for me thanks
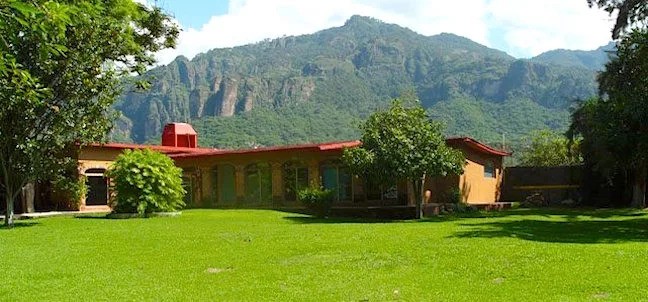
[320,160,351,202]
[181,167,199,206]
[84,168,106,176]
[209,167,218,206]
[244,163,272,203]
[214,164,236,204]
[283,161,309,202]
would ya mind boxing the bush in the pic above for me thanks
[106,149,185,214]
[298,187,334,218]
[51,172,87,211]
[447,187,462,204]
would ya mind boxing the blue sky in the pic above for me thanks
[158,0,229,29]
[151,0,614,66]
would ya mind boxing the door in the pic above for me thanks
[86,176,108,205]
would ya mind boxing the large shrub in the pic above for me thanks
[106,149,185,214]
[298,187,334,218]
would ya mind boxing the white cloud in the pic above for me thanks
[154,0,615,65]
[486,0,614,57]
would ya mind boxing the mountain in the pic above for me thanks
[113,15,599,148]
[531,42,615,71]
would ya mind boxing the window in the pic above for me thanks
[181,168,197,206]
[283,161,309,202]
[320,160,351,202]
[365,181,398,201]
[216,164,236,203]
[484,161,495,178]
[244,163,272,203]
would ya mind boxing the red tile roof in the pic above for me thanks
[169,140,362,159]
[88,137,509,160]
[87,142,216,155]
[445,137,512,156]
[163,122,197,135]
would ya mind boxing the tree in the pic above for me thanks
[518,129,582,167]
[588,0,648,39]
[0,0,178,226]
[569,30,648,207]
[106,149,185,214]
[599,29,648,207]
[342,99,465,219]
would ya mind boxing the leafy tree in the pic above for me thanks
[599,29,648,207]
[588,0,648,39]
[518,129,582,167]
[342,99,465,219]
[0,0,178,226]
[569,29,648,207]
[106,149,185,214]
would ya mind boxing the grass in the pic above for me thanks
[1,208,648,301]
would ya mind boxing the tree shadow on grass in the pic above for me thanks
[0,220,40,230]
[283,216,401,224]
[451,216,648,244]
[284,208,648,226]
[73,212,114,219]
[454,208,648,220]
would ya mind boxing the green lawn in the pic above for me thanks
[1,209,648,301]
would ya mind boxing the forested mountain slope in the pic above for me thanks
[113,15,600,148]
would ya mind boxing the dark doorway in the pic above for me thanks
[85,169,108,206]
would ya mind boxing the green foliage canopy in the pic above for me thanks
[588,0,648,39]
[518,129,582,167]
[343,99,465,218]
[569,29,648,207]
[0,0,178,226]
[106,149,186,214]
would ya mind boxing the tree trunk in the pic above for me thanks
[413,180,422,219]
[4,192,14,227]
[419,174,426,219]
[412,174,426,219]
[631,166,647,208]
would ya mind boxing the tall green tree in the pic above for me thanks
[0,0,178,226]
[342,99,465,219]
[569,30,648,207]
[518,129,581,167]
[588,0,648,39]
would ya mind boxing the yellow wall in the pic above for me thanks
[76,143,506,208]
[458,149,503,204]
[423,146,503,204]
[78,147,124,163]
[173,150,343,206]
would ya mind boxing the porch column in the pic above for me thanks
[271,162,283,204]
[200,167,211,207]
[235,165,245,203]
[21,182,35,213]
[308,159,320,188]
[79,166,87,210]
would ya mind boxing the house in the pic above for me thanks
[74,123,510,212]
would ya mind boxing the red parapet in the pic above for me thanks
[161,123,198,148]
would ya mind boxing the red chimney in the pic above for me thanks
[161,123,198,148]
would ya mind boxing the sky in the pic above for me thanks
[148,0,616,66]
